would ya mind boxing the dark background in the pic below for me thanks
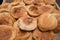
[0,0,3,5]
[56,0,60,6]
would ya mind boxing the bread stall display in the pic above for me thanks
[0,0,59,40]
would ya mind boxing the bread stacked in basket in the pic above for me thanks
[0,0,60,40]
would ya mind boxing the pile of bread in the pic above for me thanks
[0,0,60,40]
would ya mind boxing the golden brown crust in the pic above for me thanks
[8,2,20,10]
[33,0,44,5]
[10,5,27,19]
[38,13,57,31]
[23,17,33,25]
[25,4,41,17]
[0,0,60,40]
[44,0,56,4]
[0,11,15,26]
[23,0,34,4]
[8,2,25,10]
[0,25,16,40]
[33,28,41,40]
[33,28,54,40]
[0,9,9,13]
[18,16,37,31]
[13,20,32,40]
[0,3,9,9]
[15,30,31,40]
[52,13,60,33]
[13,20,20,33]
[41,31,54,40]
[27,33,32,40]
[38,5,54,14]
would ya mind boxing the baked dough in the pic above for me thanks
[33,0,44,5]
[23,0,34,4]
[9,2,25,10]
[27,33,32,40]
[33,28,54,40]
[44,0,56,4]
[15,30,32,40]
[9,1,25,11]
[25,4,40,17]
[10,5,27,19]
[13,20,32,40]
[41,31,54,40]
[38,5,54,14]
[9,2,20,7]
[0,3,9,9]
[38,13,57,31]
[0,25,16,40]
[18,16,37,31]
[33,28,41,40]
[52,13,60,33]
[0,11,15,26]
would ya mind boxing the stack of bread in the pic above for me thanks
[0,0,60,40]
